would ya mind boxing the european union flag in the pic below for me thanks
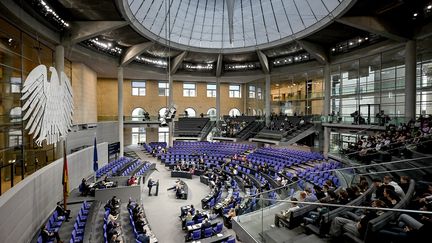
[93,137,98,172]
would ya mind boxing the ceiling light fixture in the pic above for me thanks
[39,0,69,28]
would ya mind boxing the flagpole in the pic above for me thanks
[63,139,68,211]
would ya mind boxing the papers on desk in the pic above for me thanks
[216,233,223,237]
[89,183,95,188]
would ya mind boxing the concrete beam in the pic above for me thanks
[297,40,329,64]
[170,51,188,74]
[226,0,235,44]
[415,22,432,40]
[120,42,153,67]
[69,21,128,44]
[336,16,409,42]
[257,50,270,74]
[216,53,223,77]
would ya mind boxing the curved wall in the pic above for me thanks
[0,143,108,243]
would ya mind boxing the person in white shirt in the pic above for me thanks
[383,176,405,198]
[274,198,300,227]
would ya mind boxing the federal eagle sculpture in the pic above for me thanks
[21,64,74,146]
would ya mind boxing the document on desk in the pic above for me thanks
[217,233,223,237]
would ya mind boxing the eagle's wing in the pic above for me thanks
[21,65,48,146]
[60,71,74,135]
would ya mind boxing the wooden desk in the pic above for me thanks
[171,171,193,179]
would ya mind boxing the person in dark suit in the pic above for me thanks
[148,178,154,196]
[137,230,150,243]
[201,219,212,230]
[55,202,71,222]
[40,225,62,243]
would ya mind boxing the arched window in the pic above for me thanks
[207,108,217,118]
[229,108,241,117]
[10,107,22,122]
[184,107,196,117]
[257,109,263,116]
[131,107,146,121]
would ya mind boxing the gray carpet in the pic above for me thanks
[129,145,240,243]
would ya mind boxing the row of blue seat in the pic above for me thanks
[69,201,90,243]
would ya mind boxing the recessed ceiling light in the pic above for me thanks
[413,13,418,17]
[427,5,432,10]
[331,48,336,51]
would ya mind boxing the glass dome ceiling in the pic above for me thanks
[124,0,354,53]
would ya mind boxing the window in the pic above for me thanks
[207,108,217,117]
[11,77,21,93]
[131,108,146,121]
[131,127,146,144]
[158,81,169,96]
[229,108,241,117]
[158,127,169,143]
[9,129,22,147]
[10,107,22,122]
[249,85,256,98]
[184,107,196,117]
[257,87,262,99]
[131,81,146,96]
[183,83,196,97]
[229,85,241,98]
[207,83,216,97]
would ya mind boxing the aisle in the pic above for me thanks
[130,146,210,243]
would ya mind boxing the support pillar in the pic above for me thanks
[118,67,124,157]
[324,64,331,117]
[168,75,174,147]
[405,40,416,122]
[265,74,271,126]
[55,45,65,159]
[216,77,221,121]
[323,127,330,157]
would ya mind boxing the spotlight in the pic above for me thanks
[413,13,418,17]
[428,5,432,10]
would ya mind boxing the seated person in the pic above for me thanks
[127,176,138,186]
[176,184,185,199]
[105,196,121,212]
[193,210,203,222]
[225,208,236,229]
[108,210,119,224]
[40,225,62,243]
[378,214,425,242]
[137,229,150,243]
[107,221,122,240]
[182,212,193,228]
[274,198,299,227]
[201,219,212,232]
[79,178,90,196]
[109,232,123,243]
[329,199,386,239]
[127,198,137,210]
[55,202,71,222]
[167,180,181,191]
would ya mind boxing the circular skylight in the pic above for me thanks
[123,0,354,53]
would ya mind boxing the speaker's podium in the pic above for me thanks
[155,180,159,196]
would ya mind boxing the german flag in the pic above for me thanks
[62,140,69,195]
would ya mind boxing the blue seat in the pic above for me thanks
[213,222,223,234]
[227,236,236,243]
[204,227,213,238]
[74,222,84,235]
[192,229,201,240]
[186,220,194,227]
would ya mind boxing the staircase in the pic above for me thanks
[282,125,316,144]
